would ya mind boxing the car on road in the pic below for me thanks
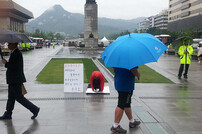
[0,43,9,56]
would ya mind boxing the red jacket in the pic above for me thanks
[90,71,105,91]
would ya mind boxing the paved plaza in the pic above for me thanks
[0,46,202,134]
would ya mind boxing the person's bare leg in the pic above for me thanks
[125,107,141,128]
[114,107,124,123]
[124,107,133,120]
[111,107,127,133]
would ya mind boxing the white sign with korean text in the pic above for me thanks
[64,64,84,93]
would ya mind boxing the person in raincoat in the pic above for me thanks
[52,42,55,49]
[178,40,193,79]
[26,42,30,51]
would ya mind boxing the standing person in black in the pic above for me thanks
[0,43,40,120]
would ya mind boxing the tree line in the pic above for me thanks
[26,29,65,40]
[107,27,202,49]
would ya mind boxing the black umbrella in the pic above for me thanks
[0,30,32,43]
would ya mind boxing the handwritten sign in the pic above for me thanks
[64,64,84,92]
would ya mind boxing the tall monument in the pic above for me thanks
[84,0,98,48]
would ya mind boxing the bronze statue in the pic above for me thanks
[86,0,96,4]
[89,33,94,38]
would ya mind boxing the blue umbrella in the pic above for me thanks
[101,33,168,70]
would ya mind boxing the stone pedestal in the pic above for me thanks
[84,2,98,48]
[84,38,98,48]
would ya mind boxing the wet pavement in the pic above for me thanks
[0,46,202,134]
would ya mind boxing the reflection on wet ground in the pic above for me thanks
[55,47,103,58]
[0,46,202,134]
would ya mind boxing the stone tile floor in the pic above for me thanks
[0,46,202,134]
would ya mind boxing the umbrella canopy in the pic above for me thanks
[0,30,32,43]
[101,33,168,70]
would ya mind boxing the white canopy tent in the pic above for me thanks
[101,37,110,46]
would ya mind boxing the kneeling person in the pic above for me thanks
[90,71,104,92]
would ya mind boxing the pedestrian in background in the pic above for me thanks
[178,40,193,79]
[52,42,55,49]
[111,67,141,134]
[0,43,40,120]
[197,42,202,63]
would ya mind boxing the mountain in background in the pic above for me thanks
[26,5,146,37]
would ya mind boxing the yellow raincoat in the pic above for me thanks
[178,45,193,64]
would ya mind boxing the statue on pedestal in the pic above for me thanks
[86,0,96,4]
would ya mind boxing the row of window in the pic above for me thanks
[169,7,202,20]
[155,15,168,20]
[155,22,168,26]
[170,0,189,8]
[139,25,168,31]
[154,17,168,22]
[169,0,202,14]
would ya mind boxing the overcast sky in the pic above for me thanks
[13,0,169,20]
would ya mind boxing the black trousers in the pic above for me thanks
[6,84,38,115]
[178,64,190,77]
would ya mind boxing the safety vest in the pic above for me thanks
[21,43,25,48]
[178,45,193,64]
[170,43,172,48]
[26,43,30,48]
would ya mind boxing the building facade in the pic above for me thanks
[148,16,155,28]
[139,19,150,32]
[148,10,168,30]
[140,10,168,31]
[154,10,168,30]
[168,0,202,31]
[0,0,33,32]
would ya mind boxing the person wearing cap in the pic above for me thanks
[0,43,40,120]
[178,40,193,79]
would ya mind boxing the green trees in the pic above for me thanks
[107,30,136,40]
[107,27,202,50]
[27,29,65,40]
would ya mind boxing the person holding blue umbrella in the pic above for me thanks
[101,33,168,133]
[110,67,141,133]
